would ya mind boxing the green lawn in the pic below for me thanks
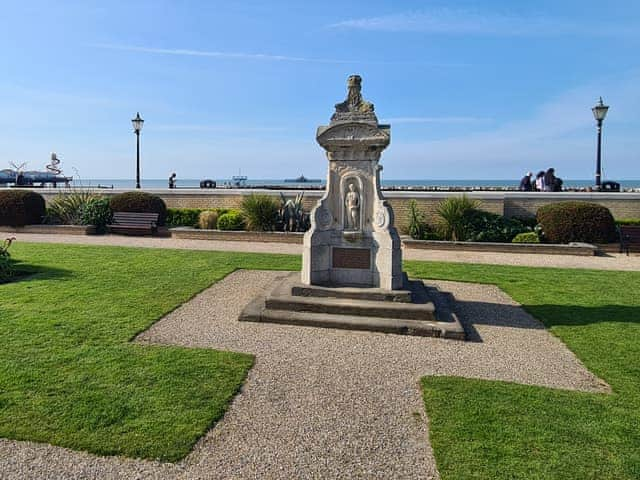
[405,261,640,480]
[3,243,640,476]
[1,242,300,461]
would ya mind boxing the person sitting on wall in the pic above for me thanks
[168,172,177,189]
[553,177,564,192]
[535,171,545,191]
[543,168,556,192]
[519,172,533,191]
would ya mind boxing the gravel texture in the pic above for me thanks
[2,231,639,271]
[0,270,608,479]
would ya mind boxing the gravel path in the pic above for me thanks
[0,270,608,479]
[2,231,639,271]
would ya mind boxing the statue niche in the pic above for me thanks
[344,182,361,231]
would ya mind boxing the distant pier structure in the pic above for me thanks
[1,153,72,187]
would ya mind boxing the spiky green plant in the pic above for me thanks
[0,236,15,283]
[80,197,112,233]
[407,200,428,239]
[436,195,480,241]
[46,191,96,225]
[241,194,279,231]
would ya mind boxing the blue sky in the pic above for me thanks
[1,0,639,180]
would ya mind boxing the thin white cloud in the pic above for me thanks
[381,116,488,124]
[90,43,353,64]
[88,43,468,67]
[329,9,636,37]
[152,124,287,133]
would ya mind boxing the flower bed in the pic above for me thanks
[170,227,304,244]
[0,224,96,235]
[402,237,598,256]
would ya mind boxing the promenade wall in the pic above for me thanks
[31,188,640,232]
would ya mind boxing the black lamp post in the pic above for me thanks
[131,112,144,189]
[591,97,609,190]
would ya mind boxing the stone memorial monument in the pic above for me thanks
[239,75,465,339]
[301,74,403,290]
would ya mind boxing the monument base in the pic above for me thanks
[239,273,465,340]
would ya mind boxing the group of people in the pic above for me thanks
[519,168,563,192]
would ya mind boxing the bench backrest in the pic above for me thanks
[620,225,640,241]
[112,212,159,226]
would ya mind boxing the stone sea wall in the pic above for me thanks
[32,188,640,232]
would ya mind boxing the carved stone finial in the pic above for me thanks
[332,75,375,122]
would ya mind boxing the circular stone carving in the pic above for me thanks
[374,209,387,228]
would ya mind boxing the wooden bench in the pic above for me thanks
[619,225,640,255]
[108,212,159,236]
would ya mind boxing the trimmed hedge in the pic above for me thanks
[0,190,46,226]
[217,211,245,231]
[616,218,640,226]
[537,201,616,244]
[512,232,540,244]
[110,192,167,226]
[166,208,204,228]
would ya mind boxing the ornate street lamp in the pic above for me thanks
[591,97,609,189]
[131,112,144,189]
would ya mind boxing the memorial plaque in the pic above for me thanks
[332,247,371,269]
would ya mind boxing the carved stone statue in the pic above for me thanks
[344,183,360,230]
[303,74,402,290]
[332,75,375,122]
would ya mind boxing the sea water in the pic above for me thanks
[73,178,640,190]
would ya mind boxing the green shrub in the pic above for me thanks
[436,195,480,241]
[424,231,444,240]
[240,194,279,231]
[616,218,640,226]
[0,190,46,226]
[81,197,112,234]
[511,216,538,229]
[463,210,530,243]
[110,191,167,226]
[166,208,203,227]
[198,210,219,229]
[0,237,15,283]
[406,200,441,240]
[407,200,427,239]
[512,232,541,243]
[537,201,617,244]
[217,211,245,231]
[46,191,96,225]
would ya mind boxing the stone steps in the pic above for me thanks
[238,273,466,340]
[265,294,437,321]
[240,297,465,339]
[290,283,413,303]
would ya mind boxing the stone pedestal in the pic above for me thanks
[238,75,465,340]
[301,75,403,290]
